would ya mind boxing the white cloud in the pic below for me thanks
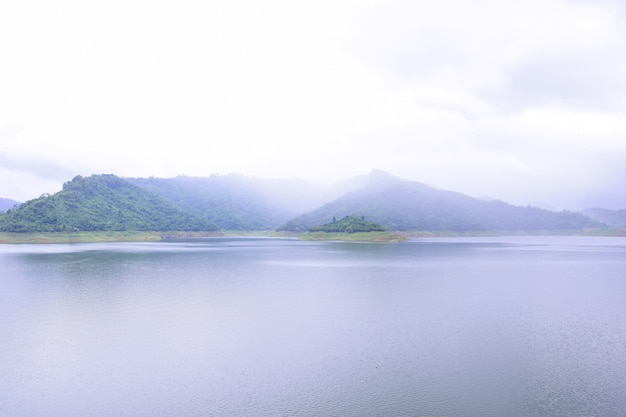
[0,0,625,209]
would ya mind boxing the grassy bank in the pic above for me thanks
[0,231,223,244]
[301,231,407,242]
[2,228,623,244]
[220,230,302,238]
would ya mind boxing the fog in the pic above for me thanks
[1,0,625,210]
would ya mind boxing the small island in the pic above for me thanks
[302,215,406,242]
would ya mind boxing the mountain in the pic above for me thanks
[0,198,20,212]
[127,174,331,230]
[0,170,608,235]
[0,174,217,232]
[581,208,626,228]
[278,173,599,232]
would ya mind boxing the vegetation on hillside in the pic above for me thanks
[0,175,217,232]
[0,170,610,237]
[127,175,328,230]
[309,215,386,233]
[278,181,599,232]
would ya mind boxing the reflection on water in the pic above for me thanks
[1,237,625,416]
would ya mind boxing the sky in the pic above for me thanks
[1,0,625,210]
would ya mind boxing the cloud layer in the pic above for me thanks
[1,0,625,209]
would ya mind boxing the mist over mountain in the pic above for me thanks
[0,170,614,234]
[127,175,333,230]
[327,169,403,196]
[581,208,626,228]
[126,171,410,230]
[278,171,599,232]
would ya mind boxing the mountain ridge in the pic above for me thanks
[278,172,599,232]
[0,170,614,234]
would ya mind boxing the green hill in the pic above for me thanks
[0,170,607,235]
[0,174,217,232]
[278,175,599,232]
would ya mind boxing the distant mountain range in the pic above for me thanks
[0,198,20,212]
[0,170,620,233]
[581,208,626,228]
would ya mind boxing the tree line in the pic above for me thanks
[309,215,386,233]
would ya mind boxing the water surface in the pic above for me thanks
[1,236,625,416]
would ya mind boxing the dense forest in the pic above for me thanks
[0,175,217,232]
[309,215,386,233]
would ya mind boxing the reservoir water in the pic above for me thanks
[1,236,625,416]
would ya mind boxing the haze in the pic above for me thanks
[1,0,625,210]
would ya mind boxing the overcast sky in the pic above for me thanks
[1,0,625,209]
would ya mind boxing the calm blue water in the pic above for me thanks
[1,236,625,416]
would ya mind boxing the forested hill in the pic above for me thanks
[0,198,20,212]
[0,175,217,232]
[127,175,330,230]
[278,179,599,232]
[0,170,608,234]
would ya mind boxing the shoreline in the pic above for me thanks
[301,231,407,242]
[0,231,224,244]
[1,228,624,244]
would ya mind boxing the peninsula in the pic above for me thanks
[302,215,406,242]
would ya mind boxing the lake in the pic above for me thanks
[1,236,625,416]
